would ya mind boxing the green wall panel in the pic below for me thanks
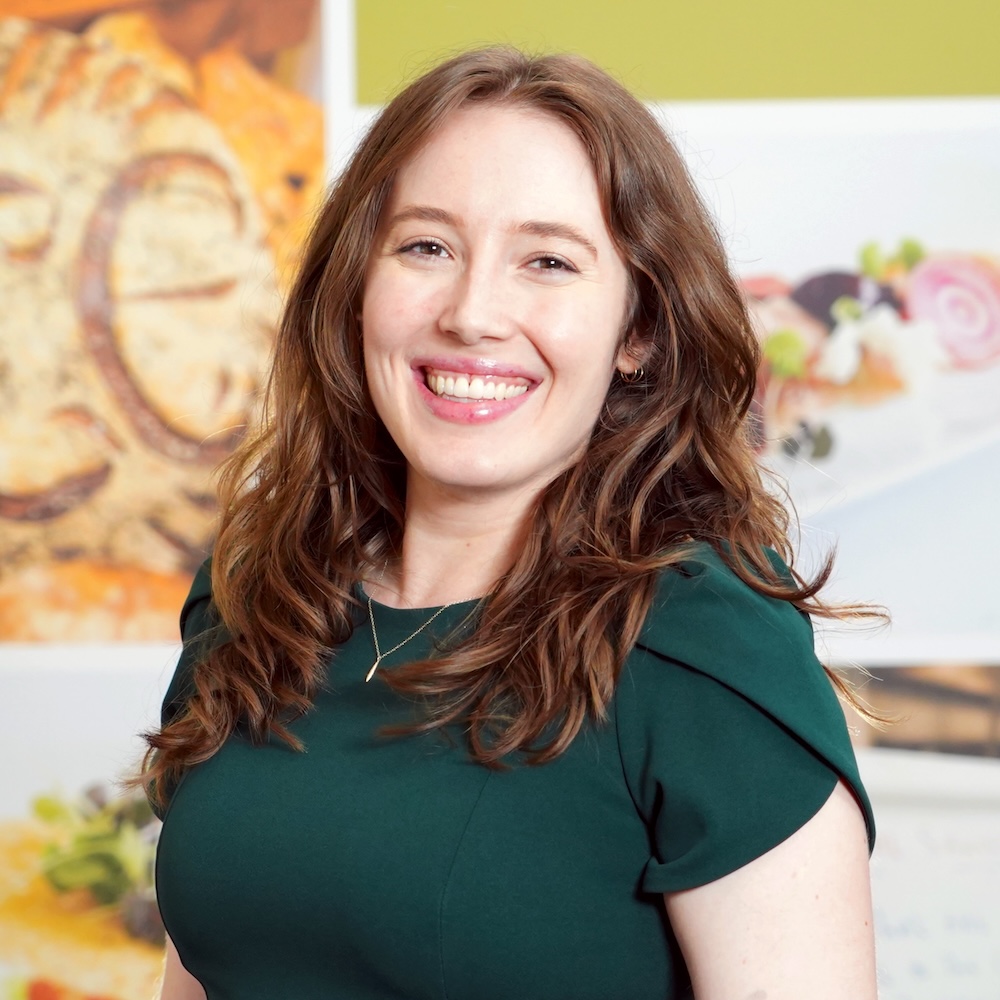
[357,0,1000,103]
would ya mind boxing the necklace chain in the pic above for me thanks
[365,564,459,682]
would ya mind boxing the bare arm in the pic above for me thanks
[665,780,877,1000]
[158,936,207,1000]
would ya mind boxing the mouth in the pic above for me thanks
[421,366,531,403]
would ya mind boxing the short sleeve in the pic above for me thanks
[614,544,875,894]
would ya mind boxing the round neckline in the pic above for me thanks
[353,584,485,657]
[355,582,484,617]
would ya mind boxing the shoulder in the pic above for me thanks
[621,541,874,852]
[637,542,817,683]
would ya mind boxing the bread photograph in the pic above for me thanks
[0,0,324,642]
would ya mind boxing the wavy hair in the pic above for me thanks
[140,47,880,806]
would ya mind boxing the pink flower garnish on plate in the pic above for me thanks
[908,255,1000,369]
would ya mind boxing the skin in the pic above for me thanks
[666,780,877,999]
[159,937,206,1000]
[360,104,642,609]
[158,105,877,998]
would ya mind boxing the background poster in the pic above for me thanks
[0,0,324,644]
[659,97,1000,663]
[0,1,324,995]
[1,1,998,997]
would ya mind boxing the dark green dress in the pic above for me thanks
[154,547,874,1000]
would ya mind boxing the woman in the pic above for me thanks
[145,47,878,1000]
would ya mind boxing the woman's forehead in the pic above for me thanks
[383,105,609,241]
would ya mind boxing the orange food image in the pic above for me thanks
[0,15,278,640]
[84,9,325,290]
[197,43,324,290]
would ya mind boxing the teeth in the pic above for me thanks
[425,370,528,402]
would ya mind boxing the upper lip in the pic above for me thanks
[412,356,541,383]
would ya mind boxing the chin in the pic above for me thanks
[411,458,532,498]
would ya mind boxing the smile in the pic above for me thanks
[423,367,530,403]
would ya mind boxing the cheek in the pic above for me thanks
[361,297,417,417]
[541,337,617,415]
[362,272,441,354]
[361,300,405,368]
[535,304,625,378]
[536,276,629,344]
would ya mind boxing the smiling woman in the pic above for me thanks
[139,47,879,1000]
[362,105,634,498]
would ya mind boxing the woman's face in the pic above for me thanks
[362,104,635,506]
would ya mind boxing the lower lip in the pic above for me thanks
[413,372,533,424]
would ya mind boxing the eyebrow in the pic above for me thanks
[516,220,598,259]
[386,205,457,228]
[386,205,599,260]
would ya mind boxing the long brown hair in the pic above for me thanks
[141,47,879,806]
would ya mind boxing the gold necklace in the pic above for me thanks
[364,566,459,682]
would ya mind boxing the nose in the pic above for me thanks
[438,259,516,344]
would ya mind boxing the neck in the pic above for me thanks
[367,477,540,609]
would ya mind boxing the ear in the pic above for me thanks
[614,331,653,376]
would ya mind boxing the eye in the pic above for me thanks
[398,239,450,259]
[527,254,578,273]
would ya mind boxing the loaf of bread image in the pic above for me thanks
[0,15,280,640]
[85,9,326,291]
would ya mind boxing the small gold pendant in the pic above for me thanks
[365,657,382,683]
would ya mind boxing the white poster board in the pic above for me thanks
[859,747,1000,999]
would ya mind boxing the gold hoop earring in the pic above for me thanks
[619,366,644,383]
